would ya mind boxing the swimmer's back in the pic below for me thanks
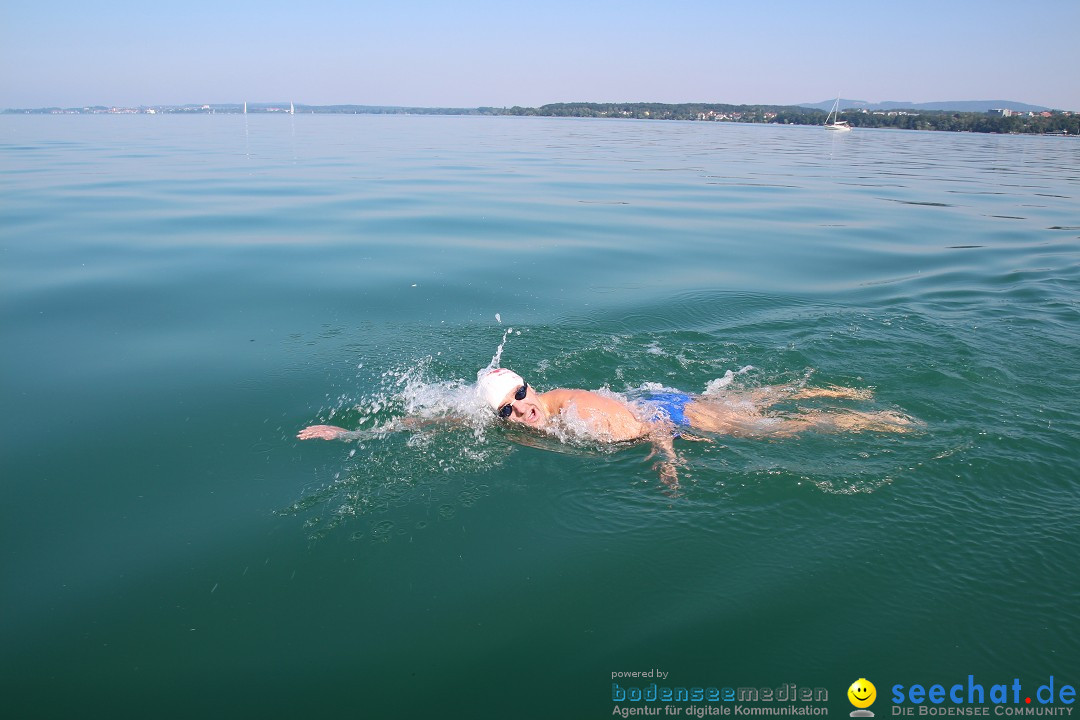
[541,389,649,442]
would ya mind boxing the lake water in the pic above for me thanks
[2,115,1078,718]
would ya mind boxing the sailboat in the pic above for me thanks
[825,96,852,132]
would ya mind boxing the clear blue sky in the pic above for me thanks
[2,0,1077,110]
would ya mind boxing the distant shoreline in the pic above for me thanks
[5,102,1077,135]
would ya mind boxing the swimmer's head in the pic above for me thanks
[477,368,525,411]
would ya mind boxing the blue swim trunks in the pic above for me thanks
[643,391,693,427]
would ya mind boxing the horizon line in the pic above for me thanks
[4,97,1070,113]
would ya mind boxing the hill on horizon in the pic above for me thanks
[799,99,1054,113]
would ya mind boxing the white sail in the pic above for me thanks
[825,95,852,132]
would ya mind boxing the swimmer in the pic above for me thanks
[298,367,916,488]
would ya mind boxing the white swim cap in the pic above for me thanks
[477,368,525,410]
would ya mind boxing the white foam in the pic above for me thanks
[388,361,491,429]
[702,365,755,395]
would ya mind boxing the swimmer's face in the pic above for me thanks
[848,679,876,709]
[497,382,547,428]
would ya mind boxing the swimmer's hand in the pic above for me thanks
[297,424,348,440]
[655,460,680,489]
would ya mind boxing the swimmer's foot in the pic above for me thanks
[792,385,874,401]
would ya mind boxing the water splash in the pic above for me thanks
[479,325,516,379]
[702,365,756,394]
[289,356,515,543]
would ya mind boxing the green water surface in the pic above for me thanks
[1,115,1078,718]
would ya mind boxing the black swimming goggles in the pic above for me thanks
[497,383,528,418]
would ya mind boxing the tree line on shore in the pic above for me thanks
[484,103,1078,135]
[9,101,1077,135]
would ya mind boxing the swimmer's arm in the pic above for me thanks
[645,427,681,488]
[297,415,466,441]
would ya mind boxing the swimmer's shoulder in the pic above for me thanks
[553,388,649,439]
[544,388,625,410]
[540,387,596,408]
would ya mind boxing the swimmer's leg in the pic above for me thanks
[744,383,874,408]
[684,402,807,437]
[790,385,874,401]
[685,402,916,437]
[798,409,916,433]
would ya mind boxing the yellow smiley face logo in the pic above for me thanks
[848,679,876,708]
